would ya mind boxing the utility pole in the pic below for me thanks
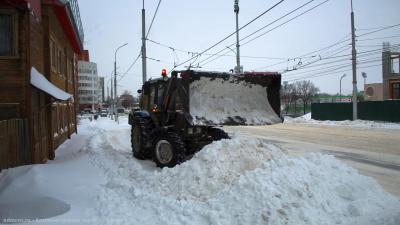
[106,83,109,105]
[234,0,241,74]
[141,0,147,84]
[340,74,346,103]
[114,60,117,123]
[91,70,95,113]
[110,78,113,119]
[350,0,358,120]
[114,43,128,123]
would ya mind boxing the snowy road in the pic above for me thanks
[1,116,400,225]
[225,123,400,196]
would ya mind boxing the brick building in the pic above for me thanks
[0,0,84,165]
[382,43,400,100]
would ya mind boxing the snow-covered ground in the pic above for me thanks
[285,113,400,130]
[1,116,400,225]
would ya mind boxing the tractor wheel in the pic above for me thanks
[152,131,186,168]
[208,127,229,141]
[131,117,152,160]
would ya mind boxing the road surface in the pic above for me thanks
[225,123,400,197]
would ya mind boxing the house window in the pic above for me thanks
[50,39,56,69]
[67,59,73,82]
[57,48,62,74]
[0,12,17,57]
[392,83,400,99]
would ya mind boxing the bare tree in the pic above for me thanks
[281,81,291,113]
[296,80,320,115]
[120,90,135,108]
[281,82,296,114]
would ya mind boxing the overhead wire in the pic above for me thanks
[198,0,320,66]
[171,0,285,70]
[199,0,331,67]
[146,0,162,39]
[285,63,382,82]
[120,0,162,82]
[357,23,400,38]
[118,53,141,82]
[357,35,400,42]
[280,44,400,80]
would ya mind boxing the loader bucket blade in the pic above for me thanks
[188,71,282,125]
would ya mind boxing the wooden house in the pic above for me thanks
[0,0,84,167]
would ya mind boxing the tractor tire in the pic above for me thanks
[152,131,186,168]
[208,127,229,141]
[131,117,153,160]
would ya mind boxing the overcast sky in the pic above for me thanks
[78,0,400,97]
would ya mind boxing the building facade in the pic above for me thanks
[0,0,84,165]
[362,43,400,101]
[77,60,102,111]
[382,43,400,100]
[99,77,105,103]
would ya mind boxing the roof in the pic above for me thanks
[30,67,72,101]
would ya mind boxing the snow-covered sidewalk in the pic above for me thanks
[1,116,399,225]
[285,113,400,130]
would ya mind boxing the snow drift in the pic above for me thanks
[285,113,400,129]
[189,77,282,125]
[3,118,398,225]
[88,127,400,225]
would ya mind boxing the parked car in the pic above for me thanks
[99,109,107,117]
[117,108,125,113]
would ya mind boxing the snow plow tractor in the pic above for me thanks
[128,70,282,167]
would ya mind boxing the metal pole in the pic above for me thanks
[106,82,109,105]
[351,0,358,120]
[91,70,95,113]
[114,43,128,123]
[110,77,113,119]
[141,0,147,84]
[114,60,117,123]
[234,0,241,74]
[340,74,346,103]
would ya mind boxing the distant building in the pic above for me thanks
[119,93,135,109]
[78,60,101,112]
[362,43,400,101]
[99,77,105,103]
[364,83,384,101]
[0,0,84,166]
[382,42,400,100]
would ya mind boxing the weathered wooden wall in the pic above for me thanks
[0,9,27,120]
[0,119,30,171]
[0,3,78,166]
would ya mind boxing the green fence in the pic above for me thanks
[311,100,400,122]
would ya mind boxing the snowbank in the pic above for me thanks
[88,129,400,225]
[189,77,281,125]
[2,117,399,225]
[285,113,400,129]
[146,136,285,201]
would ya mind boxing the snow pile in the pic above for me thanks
[206,151,400,225]
[189,77,282,125]
[285,113,400,129]
[89,131,400,225]
[3,117,399,225]
[147,136,285,201]
[0,167,71,221]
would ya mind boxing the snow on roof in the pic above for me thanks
[30,67,72,101]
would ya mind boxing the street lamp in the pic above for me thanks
[114,43,128,123]
[362,72,367,89]
[340,74,346,102]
